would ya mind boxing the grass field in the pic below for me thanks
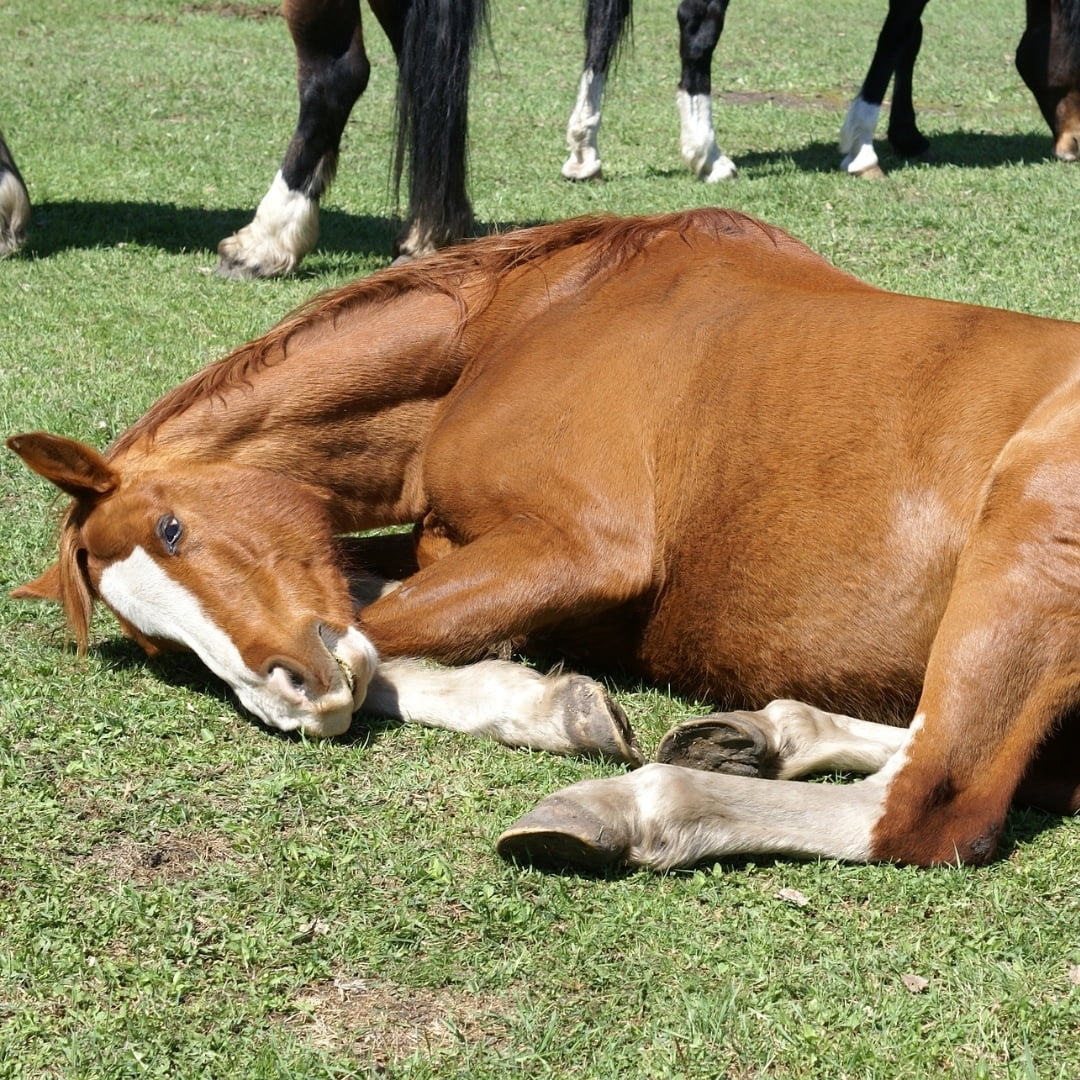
[1,0,1078,1076]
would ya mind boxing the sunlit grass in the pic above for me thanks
[1,0,1078,1076]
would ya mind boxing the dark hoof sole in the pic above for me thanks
[655,713,775,778]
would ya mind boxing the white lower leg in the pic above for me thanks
[563,70,605,180]
[753,700,911,778]
[501,762,887,870]
[676,89,737,181]
[839,96,882,175]
[360,658,639,763]
[216,171,319,278]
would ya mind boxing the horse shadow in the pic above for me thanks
[15,199,403,273]
[736,129,1052,175]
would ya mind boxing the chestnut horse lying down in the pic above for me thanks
[10,208,1080,872]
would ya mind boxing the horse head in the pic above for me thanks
[8,432,377,737]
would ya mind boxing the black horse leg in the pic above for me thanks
[1017,0,1080,160]
[562,0,632,180]
[0,131,30,257]
[839,0,929,176]
[217,0,370,278]
[675,0,734,180]
[884,9,931,157]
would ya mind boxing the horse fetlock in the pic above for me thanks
[216,172,319,278]
[546,673,642,766]
[655,712,776,778]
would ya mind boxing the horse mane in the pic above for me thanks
[109,208,810,457]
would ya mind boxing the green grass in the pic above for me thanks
[1,0,1079,1076]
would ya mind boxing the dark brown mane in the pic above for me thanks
[109,208,804,458]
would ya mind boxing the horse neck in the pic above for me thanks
[118,288,468,532]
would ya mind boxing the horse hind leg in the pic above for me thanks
[0,132,30,257]
[676,0,736,181]
[216,0,370,279]
[562,0,630,180]
[655,699,909,779]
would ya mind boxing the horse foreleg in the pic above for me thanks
[217,0,370,278]
[361,658,642,765]
[0,132,30,257]
[656,699,909,779]
[675,0,735,181]
[839,0,929,176]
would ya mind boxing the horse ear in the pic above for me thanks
[10,562,62,602]
[6,432,118,500]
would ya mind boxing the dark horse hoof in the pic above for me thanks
[655,712,778,778]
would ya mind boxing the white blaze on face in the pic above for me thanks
[97,546,371,736]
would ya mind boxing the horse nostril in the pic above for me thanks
[267,660,307,696]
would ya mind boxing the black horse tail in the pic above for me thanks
[583,0,633,76]
[394,0,488,255]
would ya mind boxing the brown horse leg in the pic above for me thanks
[358,515,653,665]
[656,700,908,779]
[217,0,370,277]
[1016,0,1080,161]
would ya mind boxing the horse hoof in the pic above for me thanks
[655,712,776,777]
[554,676,643,767]
[496,794,628,869]
[852,163,887,179]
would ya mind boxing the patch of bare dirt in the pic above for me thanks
[181,2,281,19]
[74,828,242,885]
[718,89,851,111]
[282,977,514,1068]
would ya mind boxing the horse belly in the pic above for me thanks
[637,492,961,725]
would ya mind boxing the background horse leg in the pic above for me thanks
[391,0,485,259]
[1016,0,1080,161]
[217,0,370,278]
[0,131,30,257]
[839,0,929,176]
[562,0,631,180]
[675,0,735,180]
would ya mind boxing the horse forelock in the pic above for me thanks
[108,208,799,456]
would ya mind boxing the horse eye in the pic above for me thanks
[157,515,183,554]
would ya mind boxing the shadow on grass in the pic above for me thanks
[95,635,406,747]
[16,200,560,271]
[18,200,403,269]
[735,129,1053,175]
